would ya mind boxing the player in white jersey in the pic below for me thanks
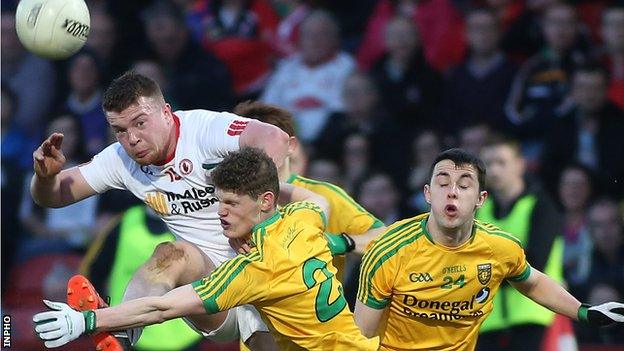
[30,71,289,350]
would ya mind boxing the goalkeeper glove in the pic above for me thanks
[577,302,624,326]
[324,232,355,256]
[33,300,97,348]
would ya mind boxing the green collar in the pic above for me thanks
[421,216,477,246]
[286,173,298,184]
[251,210,281,243]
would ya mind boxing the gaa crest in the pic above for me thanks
[477,263,492,285]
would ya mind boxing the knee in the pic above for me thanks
[147,242,187,272]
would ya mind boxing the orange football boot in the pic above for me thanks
[67,275,125,351]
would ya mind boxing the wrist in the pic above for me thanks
[577,303,590,323]
[83,310,97,334]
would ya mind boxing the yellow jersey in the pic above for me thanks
[192,201,379,351]
[287,174,384,280]
[357,213,530,351]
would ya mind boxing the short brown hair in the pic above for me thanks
[212,147,280,202]
[483,134,522,156]
[102,71,164,113]
[429,148,487,192]
[233,101,296,137]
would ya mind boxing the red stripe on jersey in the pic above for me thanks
[154,113,181,166]
[227,120,248,136]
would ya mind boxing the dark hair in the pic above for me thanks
[482,133,522,156]
[428,148,486,192]
[212,147,280,202]
[102,71,163,113]
[234,101,297,137]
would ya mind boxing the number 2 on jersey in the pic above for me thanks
[302,257,347,322]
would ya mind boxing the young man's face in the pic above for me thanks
[106,96,174,166]
[424,160,487,230]
[480,144,524,193]
[216,189,265,239]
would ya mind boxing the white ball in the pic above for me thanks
[15,0,90,60]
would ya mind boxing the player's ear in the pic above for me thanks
[287,136,298,157]
[423,184,432,205]
[476,190,488,209]
[260,191,275,211]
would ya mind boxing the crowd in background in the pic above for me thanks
[2,0,624,348]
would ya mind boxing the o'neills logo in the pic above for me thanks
[402,294,484,320]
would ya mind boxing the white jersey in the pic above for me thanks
[80,109,250,265]
[261,52,355,142]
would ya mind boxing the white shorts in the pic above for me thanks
[182,305,268,343]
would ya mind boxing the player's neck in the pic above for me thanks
[278,158,293,182]
[427,214,474,247]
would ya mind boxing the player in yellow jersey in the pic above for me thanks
[232,101,386,279]
[33,148,379,351]
[355,148,624,351]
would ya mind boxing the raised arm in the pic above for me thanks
[511,267,624,325]
[239,120,289,169]
[31,133,97,208]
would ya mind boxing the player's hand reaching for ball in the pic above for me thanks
[33,133,67,179]
[578,302,624,326]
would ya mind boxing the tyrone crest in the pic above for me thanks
[179,159,193,175]
[477,263,492,285]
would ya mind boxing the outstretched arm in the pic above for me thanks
[31,133,97,208]
[93,285,205,332]
[33,285,207,348]
[511,267,624,325]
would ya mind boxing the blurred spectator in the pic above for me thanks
[477,135,564,351]
[314,72,410,188]
[18,115,96,261]
[458,122,491,158]
[306,159,342,186]
[444,8,517,132]
[1,84,30,290]
[505,3,588,159]
[271,0,310,57]
[1,9,56,135]
[341,133,371,194]
[541,64,624,197]
[406,129,442,214]
[357,173,402,225]
[1,84,38,171]
[131,59,178,109]
[85,9,125,84]
[369,15,443,128]
[576,281,624,344]
[582,198,624,299]
[356,0,466,71]
[63,50,108,157]
[262,10,355,142]
[142,0,235,111]
[597,6,624,109]
[557,164,594,289]
[183,0,279,96]
[499,0,558,60]
[485,0,525,33]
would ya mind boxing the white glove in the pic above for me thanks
[33,300,86,348]
[579,302,624,326]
